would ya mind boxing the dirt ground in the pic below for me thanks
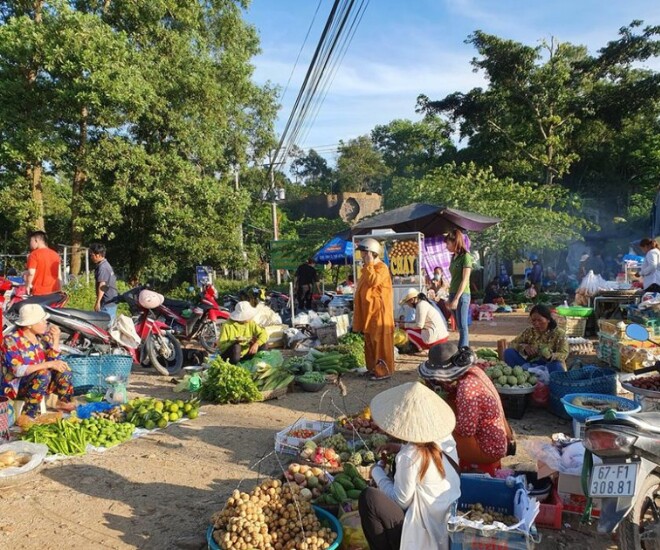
[0,312,618,549]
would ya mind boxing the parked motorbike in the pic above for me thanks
[154,283,229,352]
[116,287,184,376]
[582,323,660,549]
[0,274,68,326]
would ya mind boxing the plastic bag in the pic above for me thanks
[523,439,601,476]
[339,510,369,550]
[0,441,48,479]
[578,271,607,296]
[240,350,283,371]
[527,365,550,385]
[531,382,550,407]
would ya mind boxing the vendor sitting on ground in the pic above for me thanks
[2,304,74,417]
[483,277,504,305]
[218,301,268,364]
[359,381,461,549]
[504,304,568,374]
[418,343,510,476]
[397,288,448,352]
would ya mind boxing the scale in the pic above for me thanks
[104,375,128,404]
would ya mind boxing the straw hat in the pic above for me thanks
[370,382,456,443]
[230,301,257,322]
[399,288,419,305]
[15,304,49,326]
[109,315,141,349]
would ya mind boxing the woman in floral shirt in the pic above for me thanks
[419,343,509,475]
[504,304,568,373]
[2,304,74,417]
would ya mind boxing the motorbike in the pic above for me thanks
[154,283,229,352]
[115,287,184,376]
[582,323,660,549]
[0,275,68,326]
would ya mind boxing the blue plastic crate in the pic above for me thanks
[449,476,539,550]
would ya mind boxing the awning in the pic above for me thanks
[349,203,500,236]
[314,237,353,265]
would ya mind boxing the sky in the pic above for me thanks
[243,0,659,161]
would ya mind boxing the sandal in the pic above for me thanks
[370,374,392,381]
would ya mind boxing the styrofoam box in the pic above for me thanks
[572,419,586,440]
[274,419,335,455]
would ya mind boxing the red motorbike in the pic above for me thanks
[145,283,229,353]
[0,275,68,329]
[116,287,184,375]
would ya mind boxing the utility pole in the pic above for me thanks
[235,169,249,281]
[270,164,281,284]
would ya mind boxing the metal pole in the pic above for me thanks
[289,281,295,326]
[270,166,281,285]
[85,248,90,284]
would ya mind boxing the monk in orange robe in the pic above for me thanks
[352,238,394,380]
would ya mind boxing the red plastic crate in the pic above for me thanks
[535,486,562,530]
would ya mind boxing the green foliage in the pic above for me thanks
[335,136,390,193]
[199,357,262,404]
[386,162,594,257]
[63,278,130,316]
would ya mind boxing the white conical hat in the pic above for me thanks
[370,381,455,443]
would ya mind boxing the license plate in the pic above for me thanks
[589,463,638,497]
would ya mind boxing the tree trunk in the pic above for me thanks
[70,106,89,276]
[545,142,554,185]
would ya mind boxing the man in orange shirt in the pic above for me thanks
[26,231,61,296]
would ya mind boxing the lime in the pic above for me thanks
[157,418,168,429]
[161,412,170,422]
[187,409,199,420]
[145,420,156,430]
[175,399,184,408]
[154,401,164,412]
[169,412,179,421]
[169,404,179,414]
[183,403,192,413]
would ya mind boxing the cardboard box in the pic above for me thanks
[557,473,601,516]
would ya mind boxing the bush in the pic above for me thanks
[63,278,131,316]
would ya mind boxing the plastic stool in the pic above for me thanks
[12,399,47,417]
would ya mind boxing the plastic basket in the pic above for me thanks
[548,366,617,419]
[555,306,593,318]
[66,354,133,395]
[206,505,342,550]
[560,393,640,422]
[535,486,563,530]
[448,476,539,550]
[500,393,530,420]
[274,419,335,455]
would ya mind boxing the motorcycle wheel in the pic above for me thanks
[198,320,219,353]
[146,332,183,376]
[619,472,660,550]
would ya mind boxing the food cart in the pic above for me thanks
[353,232,424,316]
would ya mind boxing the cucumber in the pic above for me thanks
[331,482,348,502]
[347,489,362,499]
[353,477,368,490]
[333,474,355,490]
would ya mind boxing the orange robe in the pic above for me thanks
[352,261,394,376]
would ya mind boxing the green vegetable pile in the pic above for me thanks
[485,364,537,389]
[338,333,366,367]
[21,418,135,455]
[124,397,200,429]
[476,348,499,360]
[295,371,326,384]
[199,357,262,404]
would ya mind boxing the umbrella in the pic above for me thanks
[349,203,500,236]
[314,237,353,265]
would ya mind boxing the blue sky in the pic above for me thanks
[243,0,659,160]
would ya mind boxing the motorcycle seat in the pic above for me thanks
[12,292,66,311]
[163,298,192,311]
[632,412,660,434]
[45,307,111,329]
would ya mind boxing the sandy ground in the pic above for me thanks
[0,312,618,549]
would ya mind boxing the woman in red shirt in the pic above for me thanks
[418,342,510,474]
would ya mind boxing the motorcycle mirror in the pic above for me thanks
[625,323,649,342]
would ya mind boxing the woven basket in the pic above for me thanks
[556,316,587,337]
[261,386,288,401]
[66,354,133,395]
[549,366,617,419]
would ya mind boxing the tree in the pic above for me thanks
[417,22,660,187]
[371,115,455,180]
[386,162,593,258]
[290,148,334,192]
[335,136,390,193]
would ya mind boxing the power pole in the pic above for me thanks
[270,166,281,284]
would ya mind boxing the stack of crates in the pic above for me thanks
[597,332,621,370]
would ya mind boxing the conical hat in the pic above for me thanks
[370,382,455,443]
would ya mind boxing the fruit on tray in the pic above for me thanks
[485,365,537,389]
[283,463,331,500]
[627,374,660,392]
[288,428,317,439]
[0,450,31,469]
[338,407,382,434]
[465,503,519,526]
[210,479,337,550]
[315,463,369,506]
[299,440,341,468]
[571,396,623,412]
